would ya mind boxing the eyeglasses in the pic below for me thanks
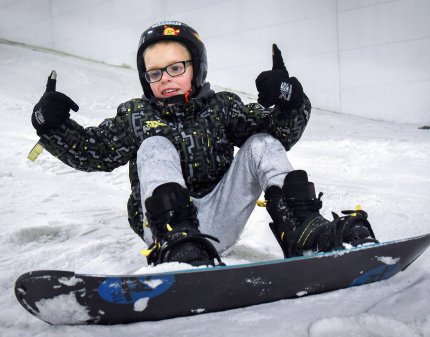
[144,60,192,83]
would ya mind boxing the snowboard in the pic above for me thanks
[15,233,430,325]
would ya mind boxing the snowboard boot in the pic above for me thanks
[265,170,377,258]
[143,182,222,267]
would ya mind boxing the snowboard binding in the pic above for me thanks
[332,209,377,246]
[264,170,378,258]
[143,182,223,266]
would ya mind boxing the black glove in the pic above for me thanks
[255,44,304,110]
[32,71,79,134]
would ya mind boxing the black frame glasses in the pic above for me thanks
[144,60,192,83]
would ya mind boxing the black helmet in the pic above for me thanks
[137,21,208,99]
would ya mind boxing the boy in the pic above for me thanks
[31,21,376,266]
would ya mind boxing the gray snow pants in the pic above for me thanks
[137,133,293,253]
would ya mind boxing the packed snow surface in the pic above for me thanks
[1,41,430,336]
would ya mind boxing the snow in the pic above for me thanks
[191,308,206,314]
[58,276,84,287]
[296,291,308,297]
[1,40,430,336]
[308,314,422,337]
[35,293,91,325]
[133,298,149,312]
[376,256,400,266]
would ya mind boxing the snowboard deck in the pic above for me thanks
[15,233,430,325]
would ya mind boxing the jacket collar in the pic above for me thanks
[142,83,215,117]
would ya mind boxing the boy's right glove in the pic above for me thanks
[31,71,79,134]
[255,44,304,111]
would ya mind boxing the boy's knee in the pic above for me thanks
[245,133,283,156]
[137,136,176,159]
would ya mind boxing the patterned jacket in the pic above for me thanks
[39,83,311,238]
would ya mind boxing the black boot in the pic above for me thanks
[144,183,222,266]
[265,170,377,258]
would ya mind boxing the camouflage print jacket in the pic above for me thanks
[39,83,311,238]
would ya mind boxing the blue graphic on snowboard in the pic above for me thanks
[350,262,401,287]
[98,275,175,304]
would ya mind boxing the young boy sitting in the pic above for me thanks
[31,21,377,267]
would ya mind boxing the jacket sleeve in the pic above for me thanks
[38,103,138,172]
[225,92,312,150]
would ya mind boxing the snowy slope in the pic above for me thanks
[1,41,430,337]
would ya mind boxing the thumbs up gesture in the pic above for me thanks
[32,71,79,135]
[255,44,304,110]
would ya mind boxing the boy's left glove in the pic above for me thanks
[256,44,304,110]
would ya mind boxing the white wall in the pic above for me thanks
[1,0,429,124]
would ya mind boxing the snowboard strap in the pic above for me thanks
[258,200,377,256]
[142,230,224,267]
[333,209,377,245]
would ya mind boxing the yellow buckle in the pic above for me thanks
[140,243,160,257]
[27,143,44,162]
[256,199,267,207]
[351,204,363,217]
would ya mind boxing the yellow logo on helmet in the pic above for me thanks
[163,26,180,36]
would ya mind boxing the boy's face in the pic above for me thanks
[144,42,193,99]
